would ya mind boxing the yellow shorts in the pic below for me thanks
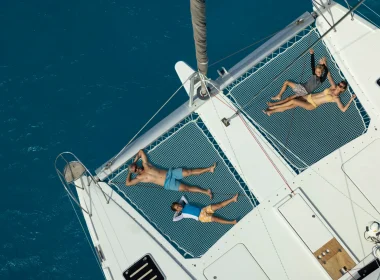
[198,205,214,223]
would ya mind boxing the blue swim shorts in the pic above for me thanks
[163,168,183,191]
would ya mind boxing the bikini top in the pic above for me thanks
[324,89,334,101]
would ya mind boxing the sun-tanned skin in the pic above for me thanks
[263,72,356,116]
[125,149,215,199]
[270,49,327,102]
[172,194,239,225]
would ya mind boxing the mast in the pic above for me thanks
[190,0,208,96]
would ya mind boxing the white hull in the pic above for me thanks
[69,1,380,279]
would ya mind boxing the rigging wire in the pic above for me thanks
[225,0,366,122]
[356,10,380,28]
[362,2,380,19]
[208,18,306,69]
[105,76,191,169]
[199,73,291,279]
[208,31,281,68]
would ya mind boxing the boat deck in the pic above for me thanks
[225,26,370,173]
[74,2,380,280]
[109,114,256,258]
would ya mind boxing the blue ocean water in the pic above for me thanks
[1,0,379,279]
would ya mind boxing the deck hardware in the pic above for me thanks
[217,67,228,77]
[221,117,231,127]
[55,152,111,216]
[339,266,348,275]
[96,245,106,262]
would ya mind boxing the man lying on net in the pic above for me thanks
[126,149,214,199]
[171,194,238,225]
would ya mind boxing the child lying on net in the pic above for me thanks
[269,49,329,105]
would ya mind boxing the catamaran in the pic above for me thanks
[55,0,380,279]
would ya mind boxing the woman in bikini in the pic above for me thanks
[270,49,329,103]
[263,79,356,116]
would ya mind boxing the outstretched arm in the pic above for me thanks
[336,94,356,112]
[319,57,329,83]
[310,49,315,75]
[125,171,142,186]
[326,71,335,88]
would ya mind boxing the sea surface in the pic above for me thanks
[1,0,379,279]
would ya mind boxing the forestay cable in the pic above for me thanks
[105,76,191,168]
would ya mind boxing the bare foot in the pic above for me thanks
[262,109,271,116]
[271,95,281,101]
[232,193,238,202]
[266,101,272,107]
[209,162,217,173]
[207,189,213,200]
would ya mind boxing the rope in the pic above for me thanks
[199,73,258,207]
[199,74,291,279]
[312,0,335,29]
[209,90,295,193]
[215,93,380,221]
[105,76,191,168]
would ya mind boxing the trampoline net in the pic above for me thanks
[108,113,257,258]
[225,26,370,173]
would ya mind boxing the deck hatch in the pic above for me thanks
[123,254,165,280]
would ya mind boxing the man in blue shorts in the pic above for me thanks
[125,149,215,199]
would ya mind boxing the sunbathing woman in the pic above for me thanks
[270,49,329,104]
[263,79,356,116]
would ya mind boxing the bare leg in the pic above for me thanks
[179,183,213,199]
[210,194,238,211]
[211,216,237,225]
[264,104,295,116]
[267,95,297,107]
[268,99,295,110]
[265,99,316,116]
[182,162,216,177]
[271,81,296,100]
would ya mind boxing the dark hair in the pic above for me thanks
[340,80,348,89]
[129,163,137,172]
[171,202,180,211]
